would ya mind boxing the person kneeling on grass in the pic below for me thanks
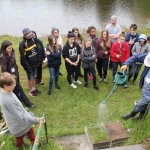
[81,38,99,90]
[62,31,82,89]
[121,53,150,120]
[0,72,45,150]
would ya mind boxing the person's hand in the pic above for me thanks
[45,51,50,55]
[95,59,98,63]
[104,51,108,55]
[116,54,120,58]
[120,65,128,71]
[92,55,95,57]
[129,40,134,45]
[74,62,78,66]
[39,117,46,123]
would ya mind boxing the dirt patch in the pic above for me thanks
[105,122,129,144]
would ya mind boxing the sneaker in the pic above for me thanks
[94,85,100,91]
[70,83,77,88]
[35,89,42,94]
[99,78,103,82]
[84,82,88,89]
[124,85,128,89]
[27,104,36,108]
[112,80,115,84]
[55,84,60,89]
[73,80,82,84]
[38,81,44,85]
[47,89,52,95]
[29,90,38,97]
[104,79,107,83]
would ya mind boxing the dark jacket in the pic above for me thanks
[19,37,40,73]
[123,54,148,88]
[0,52,19,79]
[62,41,80,64]
[32,31,46,63]
[81,46,96,68]
[46,46,62,68]
[95,39,112,59]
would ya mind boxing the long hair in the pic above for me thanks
[72,27,83,42]
[48,35,59,52]
[0,40,14,67]
[99,29,111,48]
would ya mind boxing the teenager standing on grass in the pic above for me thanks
[0,40,36,108]
[95,29,112,83]
[62,31,82,89]
[82,38,99,90]
[32,31,46,85]
[51,27,63,76]
[86,26,98,80]
[106,15,122,69]
[46,35,62,95]
[128,34,149,85]
[110,31,130,88]
[0,72,45,150]
[19,28,41,97]
[72,27,84,78]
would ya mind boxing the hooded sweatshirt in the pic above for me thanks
[51,27,63,48]
[132,34,149,56]
[0,90,40,137]
[62,41,80,64]
[81,46,96,68]
[110,41,130,63]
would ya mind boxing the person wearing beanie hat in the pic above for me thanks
[19,28,41,97]
[121,53,150,120]
[62,31,82,88]
[128,34,149,85]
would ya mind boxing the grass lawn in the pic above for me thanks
[0,28,150,150]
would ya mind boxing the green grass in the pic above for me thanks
[0,29,150,149]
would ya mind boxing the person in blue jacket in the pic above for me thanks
[121,53,150,120]
[46,35,62,95]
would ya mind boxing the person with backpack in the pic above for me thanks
[82,38,99,90]
[19,28,41,97]
[62,31,82,88]
[0,40,36,108]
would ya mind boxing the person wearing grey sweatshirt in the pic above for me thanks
[128,34,150,84]
[0,72,44,150]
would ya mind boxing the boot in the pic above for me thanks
[133,73,138,85]
[122,110,138,119]
[128,75,133,81]
[132,111,145,120]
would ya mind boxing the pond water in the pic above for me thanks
[0,0,150,36]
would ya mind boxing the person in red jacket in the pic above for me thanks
[110,31,130,88]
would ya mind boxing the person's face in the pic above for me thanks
[52,38,56,45]
[102,32,107,39]
[32,33,36,39]
[111,18,117,25]
[68,37,75,44]
[119,36,125,44]
[139,41,145,45]
[73,30,79,37]
[4,81,16,92]
[130,28,136,35]
[25,34,33,39]
[90,29,96,35]
[53,30,59,37]
[6,45,13,54]
[85,41,92,48]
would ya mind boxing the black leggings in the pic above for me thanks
[97,58,108,79]
[65,63,79,84]
[83,67,96,86]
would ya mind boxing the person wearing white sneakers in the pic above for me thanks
[63,31,82,88]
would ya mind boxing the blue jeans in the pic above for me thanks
[49,66,60,89]
[134,96,149,112]
[129,63,142,75]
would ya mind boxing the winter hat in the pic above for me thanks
[138,34,147,42]
[22,28,33,37]
[67,31,75,38]
[144,53,150,67]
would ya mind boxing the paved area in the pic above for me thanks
[53,134,145,150]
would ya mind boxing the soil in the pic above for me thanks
[105,122,129,144]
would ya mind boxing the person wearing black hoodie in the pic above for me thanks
[62,32,82,88]
[32,31,46,85]
[51,27,63,76]
[19,28,41,97]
